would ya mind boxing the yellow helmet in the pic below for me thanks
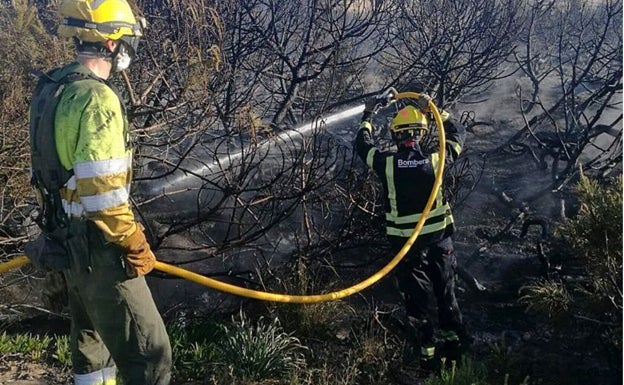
[390,105,428,141]
[58,0,144,43]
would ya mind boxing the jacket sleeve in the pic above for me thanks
[442,117,467,165]
[354,119,386,174]
[56,80,138,245]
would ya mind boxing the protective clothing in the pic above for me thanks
[118,224,156,277]
[356,111,465,243]
[52,62,137,245]
[393,236,464,364]
[74,366,116,385]
[28,47,171,383]
[64,219,171,383]
[354,103,468,368]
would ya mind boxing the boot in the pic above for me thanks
[438,330,462,364]
[419,344,439,373]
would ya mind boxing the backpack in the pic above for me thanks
[29,65,104,234]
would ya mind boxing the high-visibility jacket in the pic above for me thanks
[52,62,137,244]
[354,116,466,246]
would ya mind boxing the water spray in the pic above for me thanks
[0,90,446,303]
[138,104,368,197]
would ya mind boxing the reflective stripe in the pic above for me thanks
[421,346,435,358]
[386,214,454,237]
[366,147,376,168]
[447,139,462,155]
[66,175,77,190]
[61,177,84,217]
[431,153,444,208]
[74,156,132,179]
[385,203,450,224]
[360,121,373,131]
[385,157,398,217]
[80,188,130,212]
[74,368,117,385]
[62,198,85,217]
[102,366,116,385]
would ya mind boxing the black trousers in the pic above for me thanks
[391,236,464,346]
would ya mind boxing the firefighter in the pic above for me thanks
[354,94,469,370]
[27,1,171,383]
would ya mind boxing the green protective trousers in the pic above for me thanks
[62,220,172,385]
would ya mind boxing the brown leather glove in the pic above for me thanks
[118,224,156,278]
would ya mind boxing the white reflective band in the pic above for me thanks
[80,188,129,212]
[102,366,117,385]
[62,198,86,218]
[360,121,373,131]
[74,155,132,179]
[74,369,106,385]
[66,175,77,190]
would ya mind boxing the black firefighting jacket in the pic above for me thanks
[354,115,466,246]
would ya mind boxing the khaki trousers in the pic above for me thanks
[62,220,172,385]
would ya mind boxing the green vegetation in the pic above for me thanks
[52,334,71,367]
[213,310,307,382]
[519,174,623,369]
[167,315,220,381]
[0,331,51,360]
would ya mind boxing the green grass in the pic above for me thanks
[213,310,308,382]
[52,334,71,367]
[167,314,221,381]
[0,331,52,360]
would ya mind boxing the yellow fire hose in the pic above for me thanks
[0,91,445,303]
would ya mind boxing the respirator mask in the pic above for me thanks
[111,35,140,73]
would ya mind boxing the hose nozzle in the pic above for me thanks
[373,87,398,112]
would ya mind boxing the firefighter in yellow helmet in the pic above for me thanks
[354,94,469,371]
[27,1,171,383]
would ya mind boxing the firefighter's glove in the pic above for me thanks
[362,97,379,121]
[364,98,379,114]
[416,93,432,112]
[119,224,156,278]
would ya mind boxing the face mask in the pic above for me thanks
[111,43,132,73]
